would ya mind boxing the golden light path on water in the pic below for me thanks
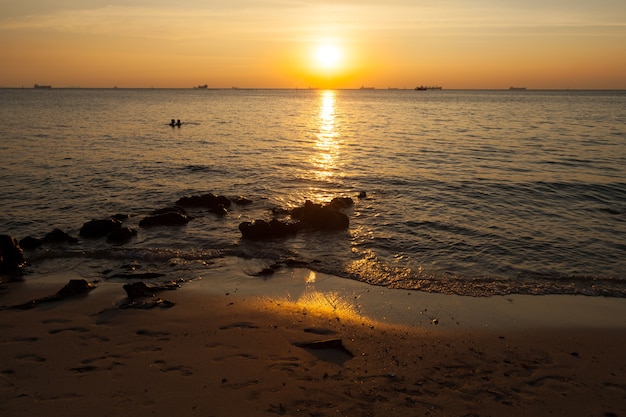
[308,90,400,291]
[312,90,340,185]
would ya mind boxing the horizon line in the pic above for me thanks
[2,86,625,91]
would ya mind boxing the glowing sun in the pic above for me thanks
[315,44,342,69]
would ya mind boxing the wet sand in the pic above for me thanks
[1,266,626,417]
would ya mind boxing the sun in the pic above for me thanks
[315,44,342,70]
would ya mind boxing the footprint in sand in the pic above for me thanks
[73,354,125,372]
[48,326,89,335]
[151,360,194,376]
[42,319,71,324]
[213,353,260,362]
[304,327,338,336]
[135,329,171,339]
[268,361,300,375]
[10,336,39,342]
[219,322,259,330]
[16,354,46,363]
[67,365,98,373]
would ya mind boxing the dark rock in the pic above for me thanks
[43,228,78,244]
[8,279,95,309]
[19,236,43,251]
[208,204,228,216]
[358,191,367,199]
[293,339,354,365]
[56,279,96,297]
[294,338,353,354]
[0,235,26,272]
[107,227,137,244]
[139,212,191,227]
[268,219,298,236]
[234,196,253,206]
[283,258,310,268]
[112,213,130,222]
[240,198,350,239]
[291,200,349,231]
[239,219,298,240]
[328,196,354,209]
[175,193,232,209]
[239,220,273,240]
[120,282,179,309]
[123,282,156,298]
[271,206,290,215]
[80,218,122,238]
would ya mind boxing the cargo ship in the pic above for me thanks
[415,85,442,91]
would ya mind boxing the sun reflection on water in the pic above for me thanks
[312,90,340,183]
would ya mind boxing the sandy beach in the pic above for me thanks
[2,262,626,417]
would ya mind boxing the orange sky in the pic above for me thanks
[1,1,625,89]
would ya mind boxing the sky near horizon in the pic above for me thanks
[1,0,625,89]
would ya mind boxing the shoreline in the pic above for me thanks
[1,262,626,416]
[6,256,626,330]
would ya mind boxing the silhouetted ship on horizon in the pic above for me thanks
[33,84,52,89]
[509,86,527,91]
[415,85,442,91]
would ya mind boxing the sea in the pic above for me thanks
[1,88,625,297]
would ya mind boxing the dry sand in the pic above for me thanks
[1,265,626,417]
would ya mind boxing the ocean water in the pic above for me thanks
[1,88,625,296]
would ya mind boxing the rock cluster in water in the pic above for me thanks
[239,197,353,240]
[1,192,361,311]
[2,191,360,278]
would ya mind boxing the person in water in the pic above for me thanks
[176,119,181,127]
[169,119,176,127]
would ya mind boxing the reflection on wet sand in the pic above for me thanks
[297,271,362,320]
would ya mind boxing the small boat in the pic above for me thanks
[194,84,208,89]
[415,85,442,91]
[34,84,52,89]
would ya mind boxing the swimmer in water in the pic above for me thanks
[176,119,182,127]
[169,119,176,127]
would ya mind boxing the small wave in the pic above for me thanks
[341,256,626,297]
[184,164,223,173]
[25,246,230,265]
